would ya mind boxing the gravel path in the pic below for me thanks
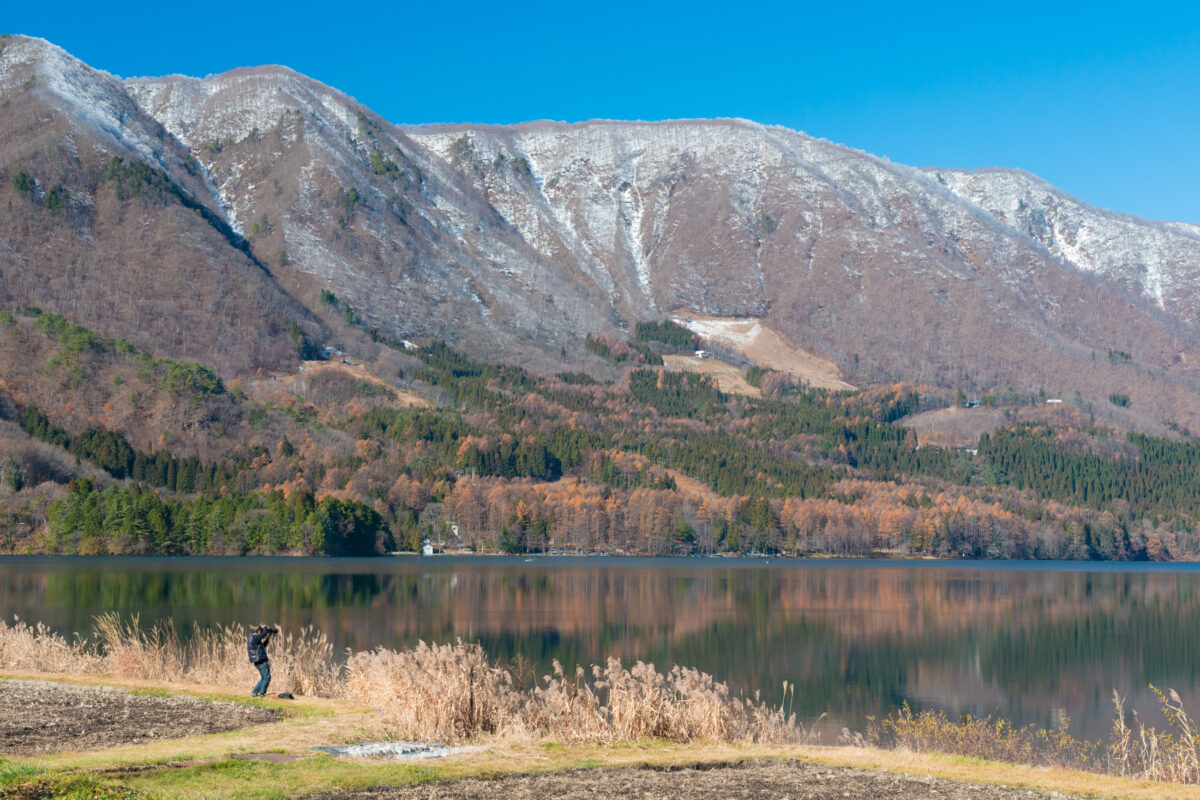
[0,679,277,754]
[315,759,1092,800]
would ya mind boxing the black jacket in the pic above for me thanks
[247,631,271,664]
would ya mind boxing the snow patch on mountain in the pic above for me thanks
[0,37,171,172]
[933,168,1200,314]
[675,315,764,348]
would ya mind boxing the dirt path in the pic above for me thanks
[316,759,1087,800]
[0,680,277,754]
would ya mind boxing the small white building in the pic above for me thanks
[1046,398,1063,404]
[421,539,434,556]
[695,350,710,359]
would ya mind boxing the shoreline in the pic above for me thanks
[4,551,1200,572]
[0,670,1194,800]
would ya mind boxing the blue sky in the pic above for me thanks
[9,1,1200,221]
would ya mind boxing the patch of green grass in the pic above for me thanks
[129,688,171,698]
[196,759,265,778]
[121,755,441,800]
[0,775,148,799]
[189,693,331,718]
[0,758,43,785]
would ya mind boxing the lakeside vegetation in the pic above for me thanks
[3,311,1200,559]
[1,615,1199,797]
[0,615,802,745]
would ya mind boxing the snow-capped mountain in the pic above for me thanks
[933,168,1200,319]
[399,120,1200,415]
[125,65,620,366]
[5,35,1200,430]
[0,35,316,373]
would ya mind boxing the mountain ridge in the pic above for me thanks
[5,35,1200,433]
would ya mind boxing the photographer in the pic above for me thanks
[247,624,278,697]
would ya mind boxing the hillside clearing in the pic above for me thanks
[662,354,760,397]
[242,359,430,416]
[899,404,1099,449]
[672,313,856,391]
[899,406,1009,448]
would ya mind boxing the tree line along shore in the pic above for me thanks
[2,312,1199,560]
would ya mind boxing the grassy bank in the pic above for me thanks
[0,616,801,745]
[1,673,1198,800]
[1,616,1199,798]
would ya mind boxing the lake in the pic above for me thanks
[2,555,1198,740]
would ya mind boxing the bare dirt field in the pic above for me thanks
[242,359,430,417]
[0,680,277,755]
[899,403,1098,448]
[899,406,1010,448]
[315,759,1086,800]
[663,355,761,397]
[672,313,856,391]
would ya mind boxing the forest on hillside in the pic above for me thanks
[1,310,1198,560]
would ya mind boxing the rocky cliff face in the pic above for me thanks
[5,35,1200,430]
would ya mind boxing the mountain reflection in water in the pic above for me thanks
[1,556,1197,739]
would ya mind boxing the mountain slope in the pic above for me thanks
[125,68,624,368]
[6,36,1200,432]
[0,36,319,375]
[402,120,1200,431]
[932,167,1200,319]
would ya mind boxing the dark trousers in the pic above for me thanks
[252,660,271,696]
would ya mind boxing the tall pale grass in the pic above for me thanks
[0,617,101,674]
[0,614,810,746]
[341,640,522,742]
[90,613,341,696]
[0,613,337,696]
[853,690,1200,786]
[524,659,786,744]
[1107,687,1200,783]
[341,648,812,745]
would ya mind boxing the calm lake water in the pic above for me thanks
[2,556,1199,740]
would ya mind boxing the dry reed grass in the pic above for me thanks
[340,647,811,745]
[0,617,101,674]
[1108,687,1200,783]
[341,640,522,742]
[850,690,1200,786]
[0,615,810,746]
[91,613,341,696]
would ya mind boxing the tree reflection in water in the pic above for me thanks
[2,556,1198,739]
